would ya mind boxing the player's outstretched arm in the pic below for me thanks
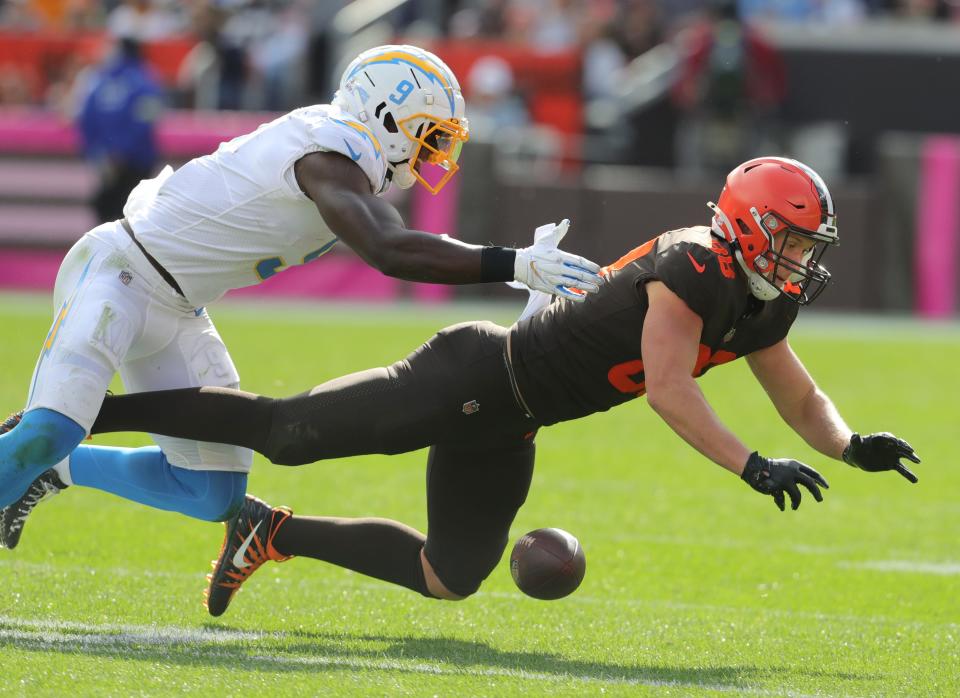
[642,281,753,473]
[294,152,600,299]
[746,341,920,483]
[641,281,827,511]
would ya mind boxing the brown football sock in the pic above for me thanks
[272,515,433,597]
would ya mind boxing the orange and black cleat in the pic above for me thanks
[204,494,293,617]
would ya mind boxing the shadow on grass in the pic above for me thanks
[0,618,878,690]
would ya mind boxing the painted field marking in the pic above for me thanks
[837,560,960,575]
[1,558,955,632]
[0,615,836,697]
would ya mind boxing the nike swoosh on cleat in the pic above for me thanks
[232,521,263,569]
[687,251,706,274]
[344,139,362,162]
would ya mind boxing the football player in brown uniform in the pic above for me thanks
[6,157,919,615]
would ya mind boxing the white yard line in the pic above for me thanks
[0,616,835,697]
[0,619,270,644]
[836,560,960,575]
[1,558,954,631]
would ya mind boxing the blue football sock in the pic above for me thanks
[69,445,247,522]
[0,408,85,508]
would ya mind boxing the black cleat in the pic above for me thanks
[0,410,23,435]
[204,494,293,617]
[0,468,68,549]
[1,411,68,549]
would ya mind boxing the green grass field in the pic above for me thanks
[0,291,957,696]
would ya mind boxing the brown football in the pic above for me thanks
[509,528,586,600]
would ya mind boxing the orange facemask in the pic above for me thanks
[398,114,469,194]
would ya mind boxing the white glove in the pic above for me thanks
[512,219,601,304]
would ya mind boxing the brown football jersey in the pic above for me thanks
[509,226,799,425]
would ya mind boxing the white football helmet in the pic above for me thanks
[334,45,469,194]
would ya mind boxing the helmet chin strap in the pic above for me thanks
[387,160,417,190]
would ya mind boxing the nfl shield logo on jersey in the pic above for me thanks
[462,400,480,415]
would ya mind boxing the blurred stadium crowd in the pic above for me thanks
[0,0,958,316]
[1,0,958,167]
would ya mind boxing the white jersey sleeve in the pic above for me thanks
[125,104,389,306]
[288,107,388,195]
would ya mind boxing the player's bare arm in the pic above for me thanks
[642,280,828,511]
[295,150,601,293]
[748,339,921,483]
[746,339,851,459]
[641,280,752,474]
[297,150,485,283]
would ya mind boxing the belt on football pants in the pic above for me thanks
[120,217,185,297]
[503,331,536,421]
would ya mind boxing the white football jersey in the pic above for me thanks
[123,104,388,306]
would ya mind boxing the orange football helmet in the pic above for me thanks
[707,157,838,304]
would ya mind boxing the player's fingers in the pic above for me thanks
[556,286,588,302]
[538,260,592,287]
[796,473,823,503]
[561,274,599,293]
[773,491,786,512]
[799,465,829,489]
[785,482,802,510]
[561,256,602,275]
[894,462,919,484]
[897,443,921,464]
[561,265,602,287]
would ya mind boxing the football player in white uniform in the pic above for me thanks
[0,45,601,547]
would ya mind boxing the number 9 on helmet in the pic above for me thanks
[334,44,470,195]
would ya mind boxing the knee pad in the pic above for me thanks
[263,398,316,466]
[425,539,505,599]
[433,568,482,599]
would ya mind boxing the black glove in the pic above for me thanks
[741,452,829,512]
[842,432,920,484]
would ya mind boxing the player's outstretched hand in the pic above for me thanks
[741,452,829,512]
[514,219,601,302]
[843,432,920,484]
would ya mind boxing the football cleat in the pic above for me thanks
[0,410,23,435]
[204,494,293,617]
[0,468,68,549]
